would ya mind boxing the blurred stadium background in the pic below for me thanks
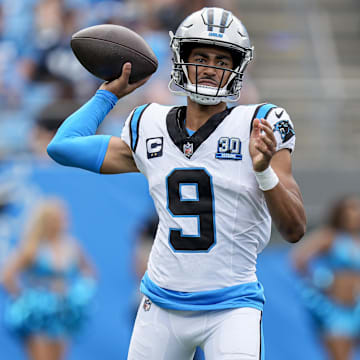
[0,0,359,359]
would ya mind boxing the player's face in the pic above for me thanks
[187,46,234,88]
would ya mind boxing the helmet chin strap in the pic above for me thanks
[185,83,227,105]
[189,93,222,105]
[168,78,242,104]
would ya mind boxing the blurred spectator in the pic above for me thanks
[29,97,80,159]
[291,195,360,360]
[0,0,38,109]
[0,197,96,360]
[144,0,208,33]
[31,0,99,101]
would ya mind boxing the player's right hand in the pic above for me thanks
[99,62,150,99]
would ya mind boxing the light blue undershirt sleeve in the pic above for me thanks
[47,90,118,173]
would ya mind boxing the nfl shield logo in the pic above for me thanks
[183,142,193,158]
[143,298,152,312]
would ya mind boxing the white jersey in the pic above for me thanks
[121,103,295,293]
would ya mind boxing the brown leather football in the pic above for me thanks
[71,24,158,83]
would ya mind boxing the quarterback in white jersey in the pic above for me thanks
[121,102,295,294]
[47,7,306,360]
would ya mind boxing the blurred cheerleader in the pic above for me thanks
[292,195,360,360]
[1,198,96,360]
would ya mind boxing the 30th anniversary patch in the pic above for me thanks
[215,137,242,160]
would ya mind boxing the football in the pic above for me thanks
[71,24,158,83]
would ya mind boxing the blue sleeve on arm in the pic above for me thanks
[47,90,118,173]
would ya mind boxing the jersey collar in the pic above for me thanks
[166,106,235,159]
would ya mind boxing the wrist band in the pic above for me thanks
[254,166,279,191]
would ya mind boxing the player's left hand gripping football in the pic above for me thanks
[99,62,150,99]
[249,118,277,172]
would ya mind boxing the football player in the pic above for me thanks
[48,7,306,360]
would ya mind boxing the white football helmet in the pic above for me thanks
[169,7,253,105]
